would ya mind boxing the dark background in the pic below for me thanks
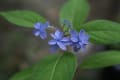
[0,0,120,80]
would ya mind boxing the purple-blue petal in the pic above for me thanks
[79,29,89,44]
[34,22,41,29]
[34,31,40,36]
[61,37,70,42]
[44,21,50,28]
[79,42,86,51]
[50,34,57,39]
[55,30,63,39]
[48,40,57,45]
[64,42,71,46]
[39,31,47,39]
[70,30,78,37]
[39,24,46,30]
[81,39,89,44]
[83,34,89,41]
[70,37,79,42]
[57,42,67,51]
[79,29,88,40]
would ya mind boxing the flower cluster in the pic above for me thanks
[33,20,89,53]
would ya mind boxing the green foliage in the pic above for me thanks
[80,51,120,69]
[60,0,89,29]
[10,67,33,80]
[0,11,45,28]
[10,52,77,80]
[1,0,120,79]
[79,20,120,44]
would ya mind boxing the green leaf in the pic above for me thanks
[10,52,77,80]
[0,10,45,28]
[10,67,33,80]
[80,51,120,69]
[60,0,89,29]
[79,20,120,44]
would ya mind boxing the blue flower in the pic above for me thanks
[70,29,89,52]
[33,21,49,39]
[48,30,70,52]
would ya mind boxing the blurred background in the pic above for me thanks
[0,0,120,80]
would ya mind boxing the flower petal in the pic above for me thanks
[39,31,47,39]
[44,21,50,28]
[34,31,40,36]
[70,30,78,37]
[57,42,67,51]
[61,37,71,45]
[79,29,87,39]
[33,30,40,36]
[61,37,70,42]
[79,29,89,44]
[70,37,78,42]
[64,42,71,46]
[50,34,57,39]
[55,30,63,39]
[34,22,41,29]
[79,42,86,51]
[48,40,57,45]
